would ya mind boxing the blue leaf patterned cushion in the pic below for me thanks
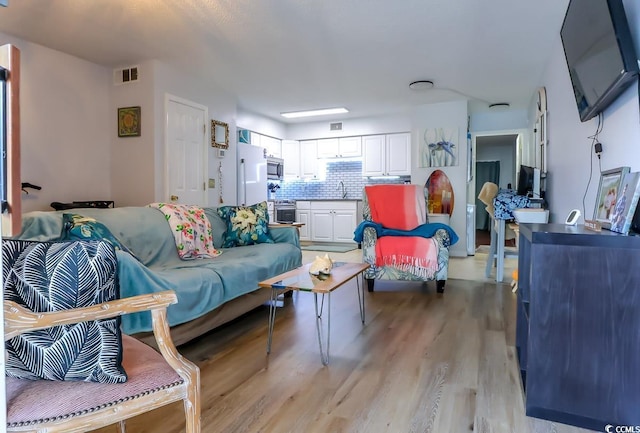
[60,213,136,258]
[493,189,531,220]
[217,201,274,247]
[2,239,127,383]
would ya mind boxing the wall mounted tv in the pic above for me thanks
[561,0,639,122]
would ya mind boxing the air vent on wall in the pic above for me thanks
[330,122,342,131]
[113,66,139,85]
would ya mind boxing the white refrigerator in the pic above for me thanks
[237,142,267,206]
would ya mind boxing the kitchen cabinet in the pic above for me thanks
[261,135,282,158]
[516,223,640,430]
[310,201,357,243]
[300,140,318,179]
[284,140,318,179]
[295,201,311,241]
[282,140,301,178]
[316,137,361,158]
[245,131,281,158]
[362,132,411,176]
[249,131,261,148]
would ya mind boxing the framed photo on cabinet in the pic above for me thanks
[609,171,640,235]
[593,166,629,229]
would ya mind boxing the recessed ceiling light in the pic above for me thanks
[409,80,435,90]
[489,102,511,109]
[281,107,349,119]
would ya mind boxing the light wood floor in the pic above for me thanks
[94,250,593,433]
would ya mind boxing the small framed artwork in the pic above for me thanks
[117,106,141,137]
[211,119,229,149]
[593,166,629,228]
[419,127,458,167]
[609,171,640,234]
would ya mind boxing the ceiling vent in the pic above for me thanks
[330,122,342,131]
[113,66,139,85]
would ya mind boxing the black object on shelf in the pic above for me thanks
[50,200,114,211]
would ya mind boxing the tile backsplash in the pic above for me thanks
[274,160,409,200]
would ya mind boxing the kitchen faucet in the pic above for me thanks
[337,180,347,199]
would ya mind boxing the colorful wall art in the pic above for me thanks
[420,127,458,167]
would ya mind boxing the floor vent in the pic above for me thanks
[113,66,139,85]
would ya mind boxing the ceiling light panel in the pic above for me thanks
[281,107,349,118]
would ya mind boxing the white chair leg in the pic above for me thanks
[116,420,126,433]
[496,219,505,282]
[485,219,497,278]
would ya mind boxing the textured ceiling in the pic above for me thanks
[0,0,570,123]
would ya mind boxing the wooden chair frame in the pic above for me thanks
[4,290,201,433]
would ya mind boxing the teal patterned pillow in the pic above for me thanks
[60,213,135,257]
[2,239,127,383]
[217,201,274,247]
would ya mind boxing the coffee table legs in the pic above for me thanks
[315,277,365,365]
[266,273,367,364]
[266,287,280,354]
[314,292,331,365]
[357,274,365,324]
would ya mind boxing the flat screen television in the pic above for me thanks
[560,0,639,122]
[517,165,541,198]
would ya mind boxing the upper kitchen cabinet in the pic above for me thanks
[282,140,301,178]
[300,140,319,179]
[386,133,411,175]
[284,140,319,179]
[249,131,261,148]
[316,137,361,158]
[362,133,411,177]
[261,135,282,158]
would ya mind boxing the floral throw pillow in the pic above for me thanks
[60,213,136,258]
[217,201,274,247]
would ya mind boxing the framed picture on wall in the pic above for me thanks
[419,127,458,167]
[117,106,141,137]
[593,166,629,228]
[211,119,229,149]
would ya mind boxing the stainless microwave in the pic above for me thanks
[267,157,284,180]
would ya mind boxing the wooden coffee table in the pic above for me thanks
[259,262,369,365]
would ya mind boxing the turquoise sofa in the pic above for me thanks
[14,206,302,345]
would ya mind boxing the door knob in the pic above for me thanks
[170,195,179,201]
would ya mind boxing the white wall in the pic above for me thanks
[237,110,287,139]
[0,33,111,213]
[541,0,640,224]
[109,60,239,207]
[109,59,156,206]
[470,108,529,132]
[1,34,243,210]
[153,61,238,207]
[412,100,469,257]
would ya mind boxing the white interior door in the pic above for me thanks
[165,95,207,206]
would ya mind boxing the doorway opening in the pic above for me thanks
[473,132,521,249]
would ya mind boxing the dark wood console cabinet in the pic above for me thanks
[517,223,640,431]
